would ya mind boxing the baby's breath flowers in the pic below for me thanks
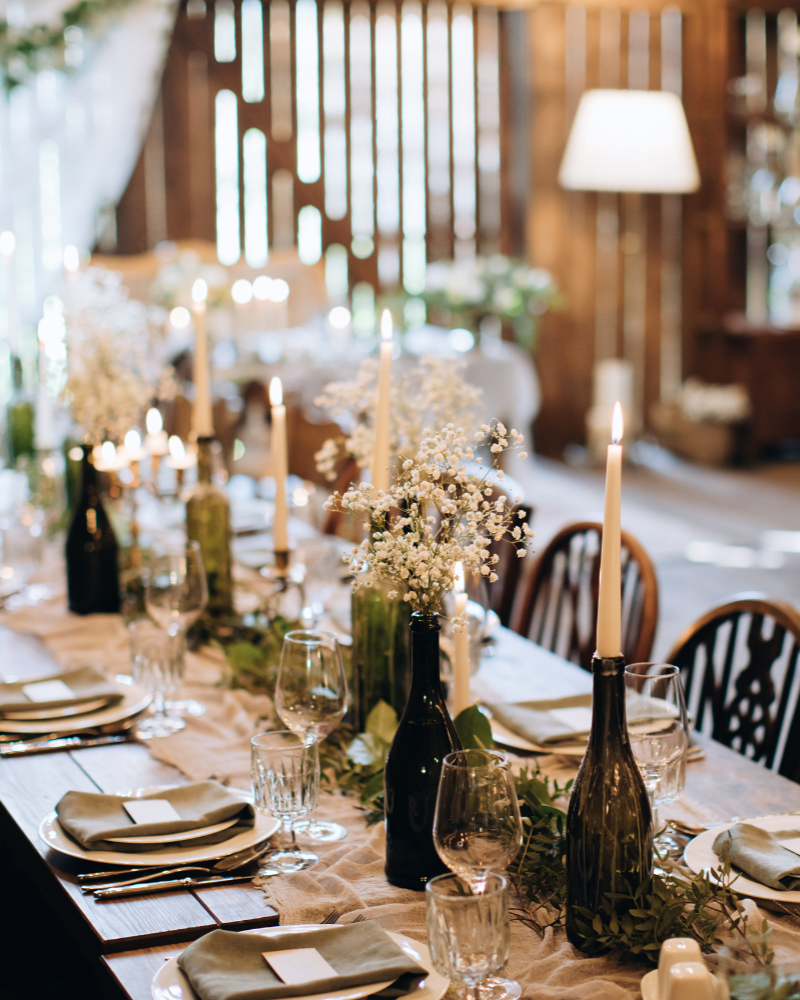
[324,422,534,616]
[314,356,482,481]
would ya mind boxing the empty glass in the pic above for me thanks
[433,750,523,892]
[275,629,349,842]
[128,619,185,739]
[426,873,518,1000]
[251,730,320,875]
[625,663,689,855]
[146,540,208,717]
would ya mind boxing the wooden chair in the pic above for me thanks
[488,503,534,627]
[666,596,800,782]
[512,521,658,672]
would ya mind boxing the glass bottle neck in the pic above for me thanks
[409,613,442,695]
[589,655,629,750]
[196,437,214,483]
[81,447,99,494]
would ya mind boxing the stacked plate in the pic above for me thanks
[40,785,279,867]
[0,666,152,738]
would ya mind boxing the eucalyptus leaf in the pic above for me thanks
[454,705,494,750]
[365,700,399,744]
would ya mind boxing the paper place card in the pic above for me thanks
[263,948,339,985]
[21,680,76,703]
[123,800,183,824]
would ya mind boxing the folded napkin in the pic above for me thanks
[486,690,678,747]
[713,823,800,891]
[177,922,429,1000]
[55,781,255,853]
[0,665,123,715]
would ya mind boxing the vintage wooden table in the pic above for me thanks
[2,626,800,999]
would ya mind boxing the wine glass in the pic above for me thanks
[434,750,523,1000]
[434,750,522,892]
[128,619,185,738]
[426,873,519,1000]
[625,663,689,857]
[275,629,349,842]
[145,540,208,718]
[251,730,320,874]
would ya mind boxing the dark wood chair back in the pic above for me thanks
[666,596,800,782]
[488,504,534,627]
[512,521,658,672]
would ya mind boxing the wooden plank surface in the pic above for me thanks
[0,741,277,959]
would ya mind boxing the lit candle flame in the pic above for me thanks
[125,429,141,453]
[169,435,186,460]
[146,407,163,434]
[269,376,283,407]
[381,309,393,341]
[101,441,116,466]
[453,561,465,594]
[63,245,80,273]
[191,278,208,303]
[611,401,623,445]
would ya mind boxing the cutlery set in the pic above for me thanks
[76,841,276,899]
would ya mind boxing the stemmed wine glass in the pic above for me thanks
[145,540,208,718]
[275,629,349,842]
[624,663,689,857]
[433,750,523,1000]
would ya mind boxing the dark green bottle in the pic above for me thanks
[65,446,120,614]
[7,358,34,464]
[186,437,233,616]
[384,612,462,890]
[565,655,653,949]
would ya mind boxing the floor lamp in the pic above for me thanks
[558,89,699,452]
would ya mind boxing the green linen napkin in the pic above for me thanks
[713,823,800,891]
[177,922,429,1000]
[486,690,678,747]
[55,781,255,853]
[0,666,123,715]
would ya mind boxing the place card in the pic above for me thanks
[21,679,76,703]
[123,800,183,824]
[263,948,339,984]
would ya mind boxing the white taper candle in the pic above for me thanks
[596,402,623,658]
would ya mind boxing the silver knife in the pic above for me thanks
[94,874,254,899]
[0,734,134,756]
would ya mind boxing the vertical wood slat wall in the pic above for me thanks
[113,0,733,457]
[116,0,504,297]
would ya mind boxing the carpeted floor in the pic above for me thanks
[518,450,800,660]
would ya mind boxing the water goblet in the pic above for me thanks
[275,629,349,842]
[433,750,522,892]
[426,873,519,1000]
[146,539,208,717]
[625,663,689,857]
[250,730,320,874]
[128,619,186,739]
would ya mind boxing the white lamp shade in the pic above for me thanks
[558,89,700,194]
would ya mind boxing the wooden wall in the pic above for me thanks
[110,0,741,458]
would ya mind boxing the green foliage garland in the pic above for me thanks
[324,705,766,965]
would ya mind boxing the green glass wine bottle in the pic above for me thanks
[7,358,34,465]
[384,612,462,890]
[565,654,653,949]
[186,437,233,616]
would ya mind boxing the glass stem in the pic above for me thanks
[152,689,166,719]
[279,817,295,852]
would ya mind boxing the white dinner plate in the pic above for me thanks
[106,817,239,845]
[151,926,449,1000]
[39,787,279,867]
[0,681,151,734]
[684,814,800,903]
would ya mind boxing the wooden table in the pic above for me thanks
[4,626,800,999]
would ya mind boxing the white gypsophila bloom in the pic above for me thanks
[324,421,535,615]
[314,355,482,481]
[61,268,175,443]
